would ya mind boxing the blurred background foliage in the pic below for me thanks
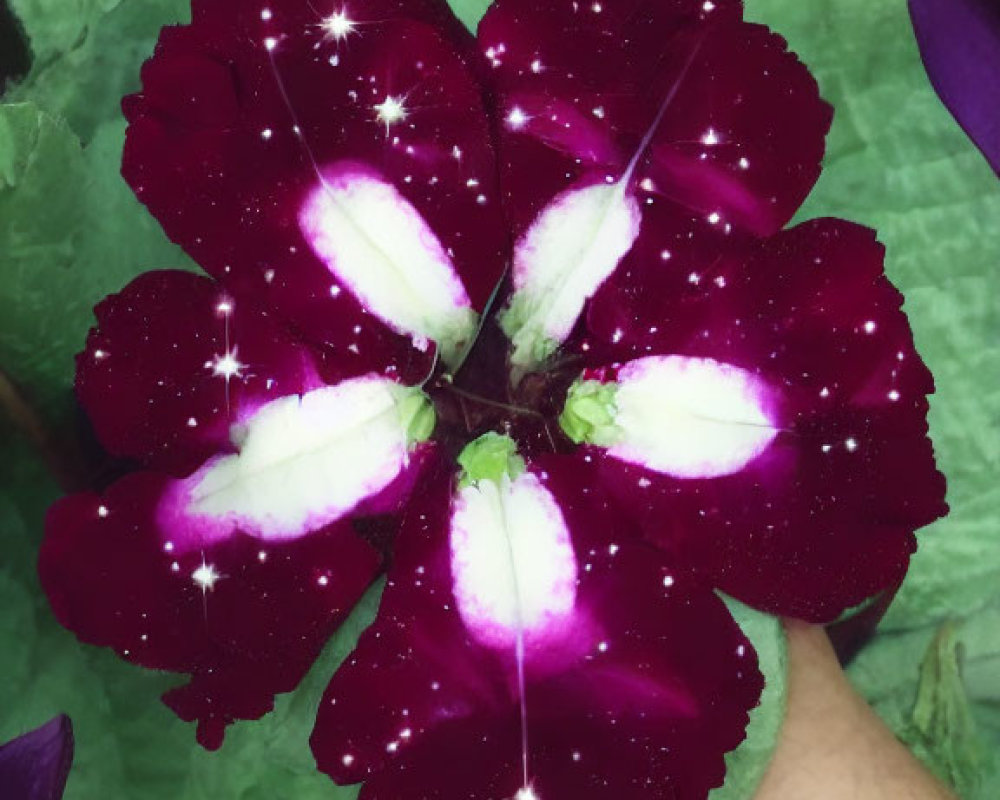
[0,0,997,797]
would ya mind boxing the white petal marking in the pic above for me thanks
[611,355,778,479]
[450,473,577,649]
[299,166,476,366]
[161,376,422,544]
[503,178,641,372]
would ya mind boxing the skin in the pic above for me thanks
[753,621,956,800]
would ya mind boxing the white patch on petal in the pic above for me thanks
[299,165,476,367]
[162,376,415,543]
[504,179,641,371]
[450,473,577,649]
[610,356,778,478]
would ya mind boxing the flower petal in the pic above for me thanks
[572,218,947,620]
[909,0,1000,173]
[0,715,74,800]
[123,0,507,372]
[77,270,325,475]
[311,451,761,798]
[40,471,381,748]
[482,0,830,369]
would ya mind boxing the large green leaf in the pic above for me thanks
[0,103,193,426]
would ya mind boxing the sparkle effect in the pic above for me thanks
[373,95,408,134]
[191,559,220,591]
[319,9,356,44]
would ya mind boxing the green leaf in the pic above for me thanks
[5,0,190,144]
[709,597,787,800]
[0,102,193,427]
[900,622,991,797]
[847,601,1000,798]
[448,0,491,32]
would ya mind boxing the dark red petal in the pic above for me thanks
[77,270,325,476]
[123,0,506,375]
[311,455,761,798]
[39,472,380,747]
[581,218,947,621]
[481,0,829,236]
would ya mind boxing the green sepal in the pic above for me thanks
[559,379,622,447]
[456,432,525,489]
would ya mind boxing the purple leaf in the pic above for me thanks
[0,716,74,800]
[909,0,1000,172]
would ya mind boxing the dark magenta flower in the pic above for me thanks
[38,0,945,794]
[0,715,74,800]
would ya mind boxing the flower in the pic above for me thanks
[0,715,74,800]
[38,0,945,794]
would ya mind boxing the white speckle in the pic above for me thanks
[386,741,399,753]
[688,272,701,285]
[863,320,877,334]
[845,437,859,452]
[329,54,340,67]
[663,575,674,587]
[451,145,462,160]
[888,389,900,402]
[192,562,220,591]
[506,106,529,130]
[819,386,830,398]
[317,574,330,586]
[97,505,109,518]
[258,550,268,563]
[260,128,273,140]
[737,644,746,657]
[714,275,726,288]
[211,350,245,380]
[612,327,624,344]
[216,299,234,315]
[738,157,750,170]
[660,249,672,261]
[170,561,180,572]
[264,36,278,51]
[320,10,356,43]
[821,444,832,453]
[329,284,342,297]
[591,2,602,11]
[701,128,719,146]
[638,477,651,488]
[260,8,272,20]
[597,640,609,653]
[342,754,354,767]
[708,211,722,225]
[639,177,655,192]
[93,349,108,360]
[592,106,605,118]
[608,543,619,555]
[476,194,488,205]
[373,95,407,132]
[530,58,543,73]
[572,751,582,762]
